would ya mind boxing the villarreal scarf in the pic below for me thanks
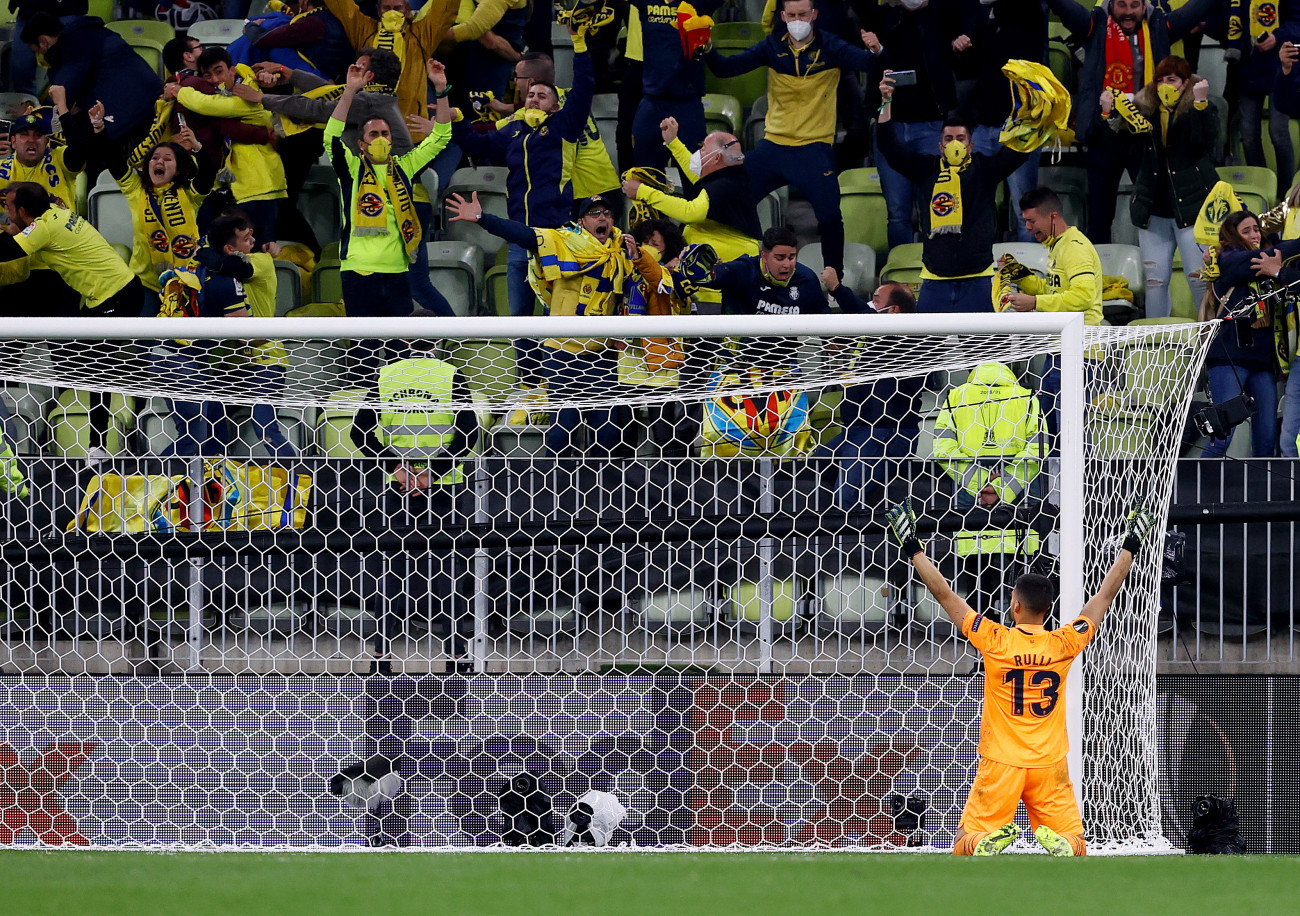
[143,181,203,273]
[372,13,407,69]
[353,154,421,262]
[1228,0,1281,53]
[1103,16,1154,94]
[928,156,967,237]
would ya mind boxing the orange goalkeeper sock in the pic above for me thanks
[953,832,983,856]
[1065,833,1087,856]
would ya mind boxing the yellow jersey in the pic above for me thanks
[962,609,1096,767]
[0,146,80,210]
[14,208,135,308]
[1018,225,1104,326]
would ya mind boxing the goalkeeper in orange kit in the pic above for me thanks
[886,499,1157,857]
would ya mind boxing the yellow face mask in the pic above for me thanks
[521,108,549,129]
[380,10,406,32]
[1157,83,1181,109]
[366,136,392,162]
[942,140,969,167]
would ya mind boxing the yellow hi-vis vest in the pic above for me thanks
[0,434,27,498]
[376,357,463,486]
[931,362,1044,556]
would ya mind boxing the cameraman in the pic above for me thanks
[1197,210,1300,457]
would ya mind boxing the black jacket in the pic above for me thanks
[1045,0,1217,143]
[965,0,1048,127]
[1117,78,1219,229]
[861,0,961,122]
[44,16,163,141]
[878,120,1027,277]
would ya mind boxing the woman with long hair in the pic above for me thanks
[91,100,216,316]
[1101,55,1218,319]
[1258,184,1300,457]
[1198,210,1298,457]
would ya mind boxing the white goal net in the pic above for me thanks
[0,314,1214,851]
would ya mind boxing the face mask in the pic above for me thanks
[380,10,406,32]
[1157,83,1181,108]
[942,140,968,166]
[366,136,391,161]
[688,149,705,177]
[521,108,549,129]
[899,0,928,10]
[786,19,813,41]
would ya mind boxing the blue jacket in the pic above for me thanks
[828,285,924,430]
[711,255,830,317]
[46,16,162,141]
[1205,1,1300,95]
[454,49,594,228]
[1207,238,1300,368]
[638,0,721,99]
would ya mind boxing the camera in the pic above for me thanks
[1193,394,1255,439]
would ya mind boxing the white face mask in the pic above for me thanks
[786,19,813,41]
[898,0,929,9]
[688,149,714,177]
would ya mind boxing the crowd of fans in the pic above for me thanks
[0,0,1298,474]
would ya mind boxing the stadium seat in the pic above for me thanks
[796,241,876,301]
[710,21,765,44]
[1169,251,1198,321]
[839,167,883,194]
[741,93,767,149]
[299,165,342,249]
[992,242,1049,275]
[706,24,768,111]
[109,243,130,263]
[426,241,484,316]
[273,259,303,317]
[636,586,714,629]
[84,0,113,20]
[1,379,53,456]
[440,166,510,259]
[87,174,133,248]
[1232,109,1300,185]
[123,37,168,80]
[817,571,891,631]
[106,20,176,47]
[701,93,742,136]
[726,579,799,630]
[757,187,786,233]
[879,242,924,295]
[187,19,245,48]
[0,91,39,115]
[841,187,890,253]
[1109,173,1139,247]
[551,22,574,88]
[317,389,365,458]
[313,255,342,304]
[592,93,619,165]
[1036,165,1088,233]
[485,264,510,317]
[1094,243,1143,323]
[1216,165,1278,211]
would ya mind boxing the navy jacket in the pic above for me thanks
[638,0,721,99]
[1207,238,1300,368]
[45,16,163,141]
[828,285,925,430]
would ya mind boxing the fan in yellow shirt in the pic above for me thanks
[886,499,1158,858]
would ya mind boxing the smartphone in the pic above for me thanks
[889,70,918,87]
[176,112,187,131]
[0,119,11,140]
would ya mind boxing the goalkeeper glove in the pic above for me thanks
[886,501,925,559]
[1121,505,1158,557]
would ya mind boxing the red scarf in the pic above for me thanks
[1103,17,1146,93]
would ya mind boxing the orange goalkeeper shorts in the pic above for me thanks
[959,756,1084,836]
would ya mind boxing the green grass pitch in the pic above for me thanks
[5,851,1297,916]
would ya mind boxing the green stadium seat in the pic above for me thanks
[701,93,742,136]
[1217,165,1279,209]
[796,241,876,301]
[879,242,924,295]
[87,173,133,248]
[711,21,765,44]
[636,586,714,628]
[1,379,53,456]
[106,20,175,47]
[313,256,341,304]
[1094,243,1143,323]
[817,571,891,631]
[705,52,768,112]
[187,19,245,48]
[757,187,786,232]
[109,242,131,263]
[1232,112,1300,188]
[124,37,168,80]
[839,167,883,194]
[840,191,889,254]
[273,259,303,317]
[441,166,510,259]
[300,165,342,249]
[592,93,619,165]
[992,242,1049,275]
[741,94,767,149]
[317,390,366,458]
[727,579,799,627]
[451,338,517,409]
[84,0,114,20]
[485,264,510,317]
[426,241,484,316]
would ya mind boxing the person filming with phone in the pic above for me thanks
[876,69,1027,313]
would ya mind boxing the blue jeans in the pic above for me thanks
[247,365,296,459]
[538,348,627,457]
[875,120,942,250]
[507,243,542,386]
[9,19,38,95]
[1282,356,1300,458]
[341,269,413,382]
[632,96,708,170]
[239,199,281,249]
[973,125,1040,243]
[1238,91,1295,190]
[1203,363,1279,458]
[408,200,454,317]
[916,276,993,314]
[154,347,225,457]
[745,139,844,274]
[817,424,918,510]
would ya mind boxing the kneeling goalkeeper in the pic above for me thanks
[886,499,1156,856]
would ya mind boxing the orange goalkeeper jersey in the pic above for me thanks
[961,610,1096,767]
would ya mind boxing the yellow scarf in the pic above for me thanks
[1249,0,1279,41]
[142,180,203,272]
[373,11,407,68]
[353,153,421,263]
[1194,181,1245,246]
[1284,205,1300,240]
[928,154,967,237]
[128,98,177,171]
[277,80,397,137]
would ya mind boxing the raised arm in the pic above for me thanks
[329,62,368,126]
[705,39,771,79]
[1042,0,1095,38]
[887,501,974,629]
[1080,505,1157,627]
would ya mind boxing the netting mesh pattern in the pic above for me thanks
[0,320,1215,851]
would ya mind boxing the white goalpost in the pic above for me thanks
[0,313,1214,852]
